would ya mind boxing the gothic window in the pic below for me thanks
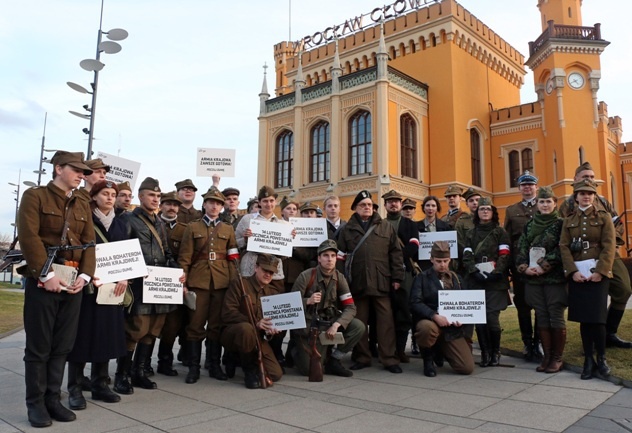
[400,114,417,178]
[471,129,482,187]
[310,121,330,183]
[349,110,372,176]
[508,147,535,187]
[275,130,293,188]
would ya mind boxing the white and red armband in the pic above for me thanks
[339,292,354,306]
[409,238,420,247]
[337,251,347,261]
[498,244,510,256]
[227,248,240,261]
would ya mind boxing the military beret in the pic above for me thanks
[351,190,373,210]
[90,180,118,197]
[117,181,132,193]
[202,187,226,204]
[575,161,593,176]
[50,151,92,175]
[517,170,538,185]
[160,190,182,205]
[536,186,555,200]
[221,187,240,197]
[430,241,451,259]
[256,254,280,273]
[139,177,161,192]
[573,179,597,194]
[462,187,481,201]
[382,189,403,201]
[85,158,111,172]
[477,196,494,207]
[258,185,277,200]
[402,198,417,209]
[299,202,318,213]
[318,239,339,255]
[444,185,463,197]
[175,179,197,192]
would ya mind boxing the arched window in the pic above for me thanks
[310,121,330,183]
[470,129,482,187]
[349,110,372,176]
[509,151,521,187]
[400,114,417,178]
[275,130,293,188]
[522,148,533,172]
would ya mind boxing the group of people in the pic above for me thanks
[16,150,632,428]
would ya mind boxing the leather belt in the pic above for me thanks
[208,252,227,261]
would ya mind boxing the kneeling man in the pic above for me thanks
[410,241,474,377]
[291,240,365,377]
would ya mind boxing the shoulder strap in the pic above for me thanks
[94,225,108,243]
[305,268,318,297]
[138,213,165,255]
[351,224,376,256]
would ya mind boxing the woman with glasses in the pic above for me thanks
[462,197,511,367]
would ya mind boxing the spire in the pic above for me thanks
[295,50,305,88]
[333,38,341,71]
[259,62,270,116]
[377,20,388,79]
[331,37,342,93]
[378,20,387,55]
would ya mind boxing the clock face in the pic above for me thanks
[568,72,585,89]
[545,79,554,94]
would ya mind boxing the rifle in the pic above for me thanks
[0,237,21,273]
[236,275,273,389]
[308,299,323,382]
[40,242,96,279]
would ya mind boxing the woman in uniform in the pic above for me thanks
[560,179,615,380]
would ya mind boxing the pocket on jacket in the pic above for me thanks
[41,207,62,229]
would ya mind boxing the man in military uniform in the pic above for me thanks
[18,151,96,427]
[290,239,364,377]
[402,198,417,221]
[560,162,632,348]
[411,241,474,377]
[504,171,541,361]
[455,187,481,258]
[175,179,203,224]
[383,190,420,362]
[219,187,243,229]
[115,181,133,212]
[337,190,405,373]
[154,191,188,377]
[220,254,284,389]
[179,188,239,383]
[114,177,178,393]
[441,185,465,229]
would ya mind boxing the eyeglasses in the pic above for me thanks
[478,208,492,212]
[356,203,373,208]
[180,187,195,192]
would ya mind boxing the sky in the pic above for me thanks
[1,0,631,237]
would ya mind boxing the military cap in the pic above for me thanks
[117,181,132,192]
[90,180,118,197]
[517,170,538,185]
[160,190,183,205]
[382,190,403,201]
[279,196,298,210]
[175,179,197,192]
[317,239,339,255]
[444,185,463,197]
[299,202,318,213]
[351,190,373,210]
[536,185,555,200]
[221,187,240,197]
[256,254,280,273]
[202,187,225,204]
[402,198,417,209]
[50,151,92,175]
[258,185,277,200]
[573,179,597,194]
[316,207,323,217]
[462,187,481,201]
[86,158,111,172]
[477,196,494,207]
[247,197,259,211]
[575,161,594,176]
[430,241,451,259]
[139,177,161,192]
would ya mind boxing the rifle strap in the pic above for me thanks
[138,213,165,255]
[60,198,76,245]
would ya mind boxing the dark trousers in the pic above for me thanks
[525,282,567,329]
[220,323,283,381]
[415,320,474,375]
[353,295,399,367]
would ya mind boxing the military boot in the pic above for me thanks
[545,328,566,373]
[241,353,261,389]
[489,329,502,367]
[131,343,157,389]
[113,351,134,395]
[324,357,353,377]
[606,308,632,348]
[421,348,437,377]
[91,362,121,403]
[25,361,52,428]
[476,325,491,367]
[157,341,178,376]
[536,328,552,372]
[45,355,76,422]
[208,341,228,380]
[67,361,87,410]
[185,340,202,384]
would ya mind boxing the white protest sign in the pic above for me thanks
[97,151,142,192]
[197,147,236,177]
[143,266,184,304]
[247,219,293,257]
[94,239,147,284]
[419,231,458,260]
[260,291,306,331]
[289,217,328,247]
[438,290,486,324]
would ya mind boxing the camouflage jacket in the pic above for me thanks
[462,223,510,291]
[515,217,566,285]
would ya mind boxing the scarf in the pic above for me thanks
[528,210,559,241]
[160,214,177,223]
[94,207,115,231]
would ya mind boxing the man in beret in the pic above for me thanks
[504,171,542,361]
[114,177,179,393]
[290,239,364,377]
[410,241,474,377]
[559,162,632,349]
[175,179,203,224]
[441,185,465,229]
[179,187,239,384]
[18,151,96,427]
[219,187,243,229]
[336,190,405,373]
[220,254,284,389]
[323,195,346,240]
[115,181,133,212]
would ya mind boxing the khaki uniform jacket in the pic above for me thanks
[441,209,466,229]
[18,182,96,278]
[455,213,474,254]
[219,211,243,231]
[221,275,279,327]
[177,206,202,224]
[291,267,356,337]
[336,213,405,297]
[560,195,625,251]
[560,205,615,279]
[504,201,537,260]
[178,216,238,290]
[162,218,188,260]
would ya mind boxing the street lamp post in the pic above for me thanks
[68,0,128,158]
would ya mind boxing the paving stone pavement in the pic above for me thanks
[1,330,631,432]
